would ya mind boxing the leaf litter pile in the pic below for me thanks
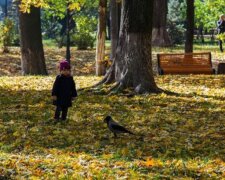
[0,74,224,179]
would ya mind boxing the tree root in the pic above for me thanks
[108,82,126,95]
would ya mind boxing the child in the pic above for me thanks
[217,14,225,52]
[52,60,77,122]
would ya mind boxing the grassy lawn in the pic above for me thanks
[0,45,224,179]
[0,75,224,179]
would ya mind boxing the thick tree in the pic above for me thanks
[110,0,121,60]
[96,0,107,76]
[152,0,171,47]
[19,6,47,75]
[185,0,194,53]
[99,0,160,93]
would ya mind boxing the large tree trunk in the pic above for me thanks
[185,0,195,53]
[19,6,47,75]
[152,0,171,47]
[107,14,111,40]
[99,0,160,94]
[110,0,121,60]
[96,0,107,76]
[66,3,71,64]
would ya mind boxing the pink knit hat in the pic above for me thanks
[59,60,70,71]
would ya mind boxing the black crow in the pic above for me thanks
[104,116,134,137]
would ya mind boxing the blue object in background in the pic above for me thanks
[0,0,12,19]
[0,0,12,6]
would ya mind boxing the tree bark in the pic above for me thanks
[66,3,71,64]
[185,0,195,53]
[110,0,121,60]
[19,6,47,75]
[96,0,107,76]
[99,0,160,94]
[107,14,111,40]
[152,0,171,47]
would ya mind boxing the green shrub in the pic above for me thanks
[53,16,96,49]
[72,16,97,50]
[72,32,95,50]
[167,20,185,45]
[167,0,186,45]
[0,18,18,52]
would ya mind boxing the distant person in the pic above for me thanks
[217,14,225,52]
[52,60,77,122]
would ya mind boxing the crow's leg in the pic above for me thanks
[114,133,117,138]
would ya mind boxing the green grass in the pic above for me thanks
[42,38,112,49]
[43,39,58,47]
[43,38,224,52]
[0,75,224,179]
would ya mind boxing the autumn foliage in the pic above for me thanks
[0,74,224,179]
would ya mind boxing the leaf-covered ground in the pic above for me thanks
[0,75,225,179]
[0,45,225,76]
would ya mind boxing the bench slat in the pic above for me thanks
[157,52,214,75]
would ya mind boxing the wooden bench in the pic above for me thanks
[157,52,215,75]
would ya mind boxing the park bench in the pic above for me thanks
[157,52,215,75]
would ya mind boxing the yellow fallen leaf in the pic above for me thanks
[146,157,155,167]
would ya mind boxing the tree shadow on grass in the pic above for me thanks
[0,86,224,159]
[0,85,224,178]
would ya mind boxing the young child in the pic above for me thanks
[52,60,77,122]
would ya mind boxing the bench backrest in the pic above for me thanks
[157,52,213,75]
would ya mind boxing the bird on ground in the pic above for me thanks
[104,116,134,137]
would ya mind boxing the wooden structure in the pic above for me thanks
[157,52,215,75]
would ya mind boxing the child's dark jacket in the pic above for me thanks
[52,75,77,107]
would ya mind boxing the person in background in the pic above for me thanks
[217,14,225,52]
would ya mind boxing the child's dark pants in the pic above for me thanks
[54,106,68,120]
